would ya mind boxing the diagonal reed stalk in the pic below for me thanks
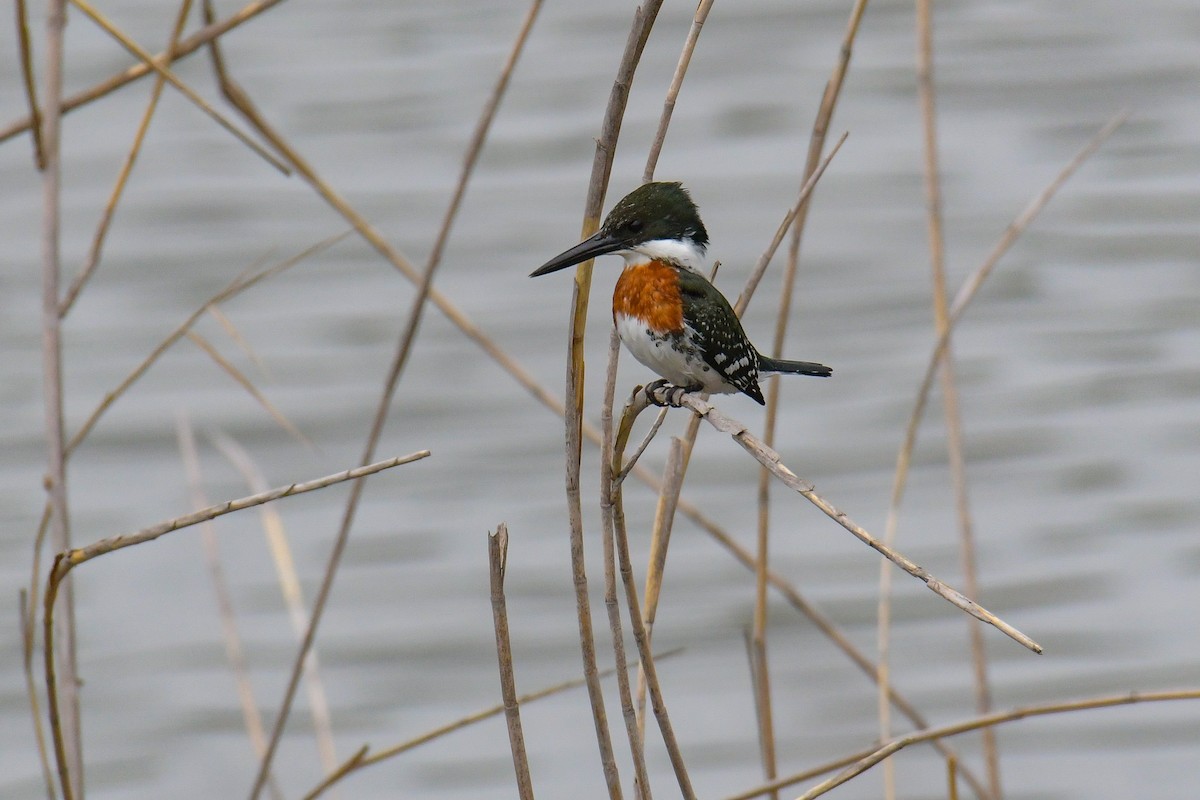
[14,0,45,167]
[59,0,195,316]
[42,451,429,800]
[0,0,288,145]
[67,0,289,173]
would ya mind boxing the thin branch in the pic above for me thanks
[489,525,536,800]
[68,451,428,567]
[59,0,195,316]
[646,387,1042,653]
[13,0,45,168]
[299,648,684,800]
[66,231,345,455]
[642,0,716,182]
[0,0,289,145]
[794,690,1200,800]
[186,331,313,448]
[66,0,289,173]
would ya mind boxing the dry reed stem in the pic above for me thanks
[175,416,286,800]
[209,432,339,779]
[641,0,716,182]
[488,525,536,800]
[681,500,990,799]
[612,390,696,800]
[299,648,684,800]
[877,2,998,797]
[887,109,1130,517]
[18,590,57,800]
[722,689,1200,800]
[59,0,194,316]
[13,0,45,168]
[67,0,288,172]
[66,231,345,455]
[633,436,685,740]
[221,5,544,795]
[560,3,664,796]
[756,2,869,788]
[793,690,1200,800]
[599,333,653,797]
[38,0,82,793]
[40,451,427,800]
[652,389,1041,653]
[208,305,272,379]
[186,331,313,448]
[0,0,287,144]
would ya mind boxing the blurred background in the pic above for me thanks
[1,0,1197,797]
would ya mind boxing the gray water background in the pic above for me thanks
[1,0,1198,797]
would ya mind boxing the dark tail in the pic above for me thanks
[759,355,832,378]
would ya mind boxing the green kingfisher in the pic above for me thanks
[530,181,831,405]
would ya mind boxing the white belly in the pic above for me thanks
[614,314,735,394]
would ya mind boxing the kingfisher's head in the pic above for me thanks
[531,182,709,277]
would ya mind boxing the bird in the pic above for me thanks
[530,181,831,405]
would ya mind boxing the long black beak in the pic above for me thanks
[530,230,624,277]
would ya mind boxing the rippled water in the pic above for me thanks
[2,1,1198,798]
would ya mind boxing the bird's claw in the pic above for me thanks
[645,380,691,408]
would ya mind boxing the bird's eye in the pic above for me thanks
[628,219,644,233]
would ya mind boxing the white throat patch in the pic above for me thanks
[620,238,707,272]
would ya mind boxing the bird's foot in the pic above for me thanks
[644,380,694,408]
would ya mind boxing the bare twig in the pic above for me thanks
[66,232,345,455]
[642,0,716,182]
[186,331,313,448]
[13,0,45,168]
[489,525,536,800]
[0,0,288,145]
[651,388,1042,653]
[66,0,289,173]
[42,451,428,800]
[59,0,195,316]
[300,648,683,800]
[794,690,1200,800]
